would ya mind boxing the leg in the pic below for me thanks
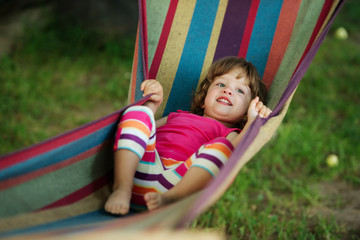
[105,150,139,215]
[145,137,234,210]
[105,105,156,215]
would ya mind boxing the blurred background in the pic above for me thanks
[0,0,359,239]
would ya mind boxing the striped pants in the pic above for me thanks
[114,105,234,210]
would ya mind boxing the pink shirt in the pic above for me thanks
[156,110,240,162]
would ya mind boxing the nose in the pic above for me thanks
[222,88,233,95]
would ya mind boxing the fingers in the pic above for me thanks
[141,79,163,98]
[258,106,267,118]
[249,96,259,110]
[250,97,272,119]
[247,97,260,123]
[140,80,148,91]
[141,79,157,95]
[141,80,164,113]
[264,108,272,118]
[255,101,263,112]
[257,103,272,118]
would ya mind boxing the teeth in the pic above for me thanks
[217,98,231,105]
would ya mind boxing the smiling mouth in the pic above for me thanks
[217,97,232,106]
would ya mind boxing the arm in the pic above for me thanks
[227,97,272,147]
[155,116,168,128]
[140,79,163,115]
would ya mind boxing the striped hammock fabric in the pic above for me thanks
[0,0,345,238]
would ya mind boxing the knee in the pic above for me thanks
[123,105,155,122]
[114,105,156,153]
[119,105,156,133]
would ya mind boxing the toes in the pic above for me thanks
[119,205,129,215]
[145,192,162,210]
[104,202,114,213]
[113,204,121,214]
[104,190,131,215]
[144,192,156,201]
[106,203,129,215]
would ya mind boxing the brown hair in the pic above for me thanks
[190,56,267,128]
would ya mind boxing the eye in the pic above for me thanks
[216,83,225,87]
[236,88,244,94]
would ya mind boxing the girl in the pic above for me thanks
[105,57,272,215]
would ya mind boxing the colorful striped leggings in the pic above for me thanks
[114,105,234,210]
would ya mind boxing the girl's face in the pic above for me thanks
[202,68,252,128]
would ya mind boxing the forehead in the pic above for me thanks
[214,68,250,85]
[230,67,247,78]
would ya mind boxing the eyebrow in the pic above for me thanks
[213,77,250,91]
[236,81,251,93]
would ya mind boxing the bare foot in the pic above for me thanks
[144,192,167,210]
[104,188,131,215]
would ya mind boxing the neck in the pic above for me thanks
[202,114,236,128]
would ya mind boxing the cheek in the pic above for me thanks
[201,95,208,109]
[203,90,214,107]
[237,96,251,112]
[203,95,211,109]
[243,93,252,105]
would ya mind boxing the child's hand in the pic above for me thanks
[247,97,272,123]
[141,79,163,114]
[228,97,272,147]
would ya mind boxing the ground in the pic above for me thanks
[308,181,360,234]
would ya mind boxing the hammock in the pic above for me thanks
[0,0,345,238]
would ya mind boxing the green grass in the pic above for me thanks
[1,1,359,239]
[0,20,134,153]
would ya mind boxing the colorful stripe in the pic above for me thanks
[163,0,220,116]
[0,110,122,170]
[238,0,261,58]
[160,157,181,168]
[130,0,345,112]
[128,25,139,104]
[39,173,111,210]
[191,139,233,177]
[313,0,340,42]
[146,0,172,70]
[296,0,334,71]
[0,98,147,227]
[0,140,111,190]
[173,163,188,178]
[134,29,146,102]
[114,106,155,159]
[131,136,234,208]
[267,0,326,108]
[214,0,252,61]
[148,0,178,79]
[139,0,149,77]
[0,123,116,182]
[134,172,174,190]
[119,121,150,137]
[0,186,114,235]
[198,0,228,87]
[262,0,302,89]
[273,0,335,112]
[246,0,284,77]
[153,0,196,118]
[0,146,113,218]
